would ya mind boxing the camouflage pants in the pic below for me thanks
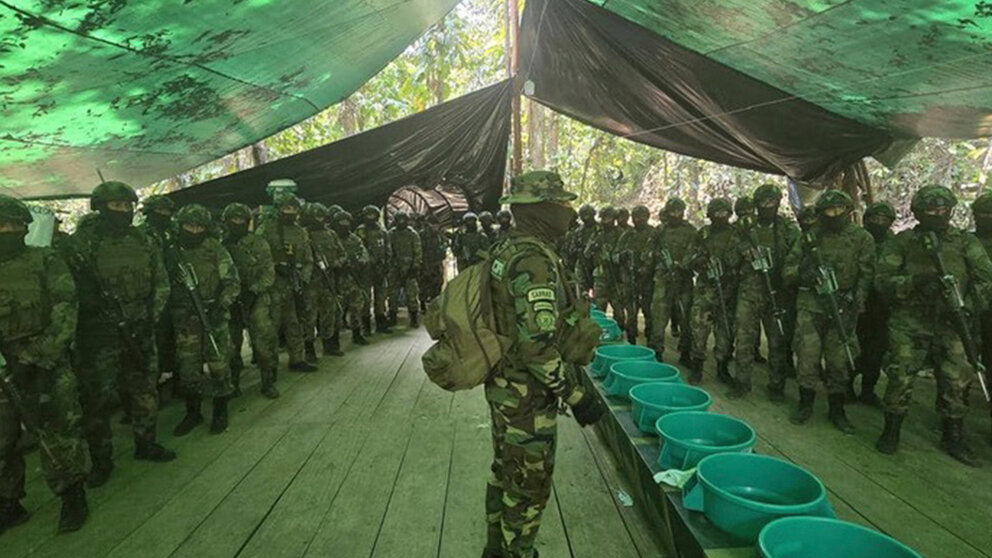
[594,274,626,331]
[625,278,653,340]
[484,375,558,558]
[388,268,420,314]
[173,308,234,399]
[154,310,176,374]
[649,274,693,357]
[855,291,888,391]
[272,279,306,364]
[690,286,735,364]
[883,316,971,419]
[75,326,160,464]
[230,292,278,388]
[420,262,444,305]
[793,310,859,394]
[0,358,88,499]
[363,271,389,318]
[339,274,368,331]
[303,280,340,341]
[733,293,789,390]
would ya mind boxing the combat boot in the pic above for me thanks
[230,365,242,398]
[876,412,904,454]
[410,311,420,328]
[678,351,692,367]
[387,310,398,328]
[353,327,369,346]
[289,360,318,372]
[726,382,751,400]
[86,457,113,488]
[305,341,319,363]
[261,383,281,399]
[941,418,981,467]
[789,388,816,425]
[323,334,344,357]
[0,498,30,534]
[846,378,858,401]
[860,377,882,407]
[376,314,393,334]
[766,384,787,404]
[687,358,704,385]
[57,484,88,533]
[210,397,229,434]
[827,393,855,434]
[134,440,176,462]
[716,360,733,385]
[173,396,204,437]
[362,315,373,335]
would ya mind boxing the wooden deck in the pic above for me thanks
[3,329,669,558]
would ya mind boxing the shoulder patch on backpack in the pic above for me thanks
[527,287,555,303]
[491,258,506,279]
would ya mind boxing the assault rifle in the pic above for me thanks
[742,218,787,338]
[174,260,222,359]
[0,343,60,468]
[923,232,991,403]
[803,232,857,372]
[657,247,688,322]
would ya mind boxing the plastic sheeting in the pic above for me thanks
[519,0,897,181]
[167,80,513,225]
[0,0,460,198]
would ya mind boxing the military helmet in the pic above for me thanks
[578,204,596,219]
[478,210,494,224]
[303,202,329,222]
[599,206,617,221]
[361,205,380,220]
[91,181,138,211]
[631,205,650,219]
[274,193,302,210]
[910,185,957,214]
[496,209,512,221]
[864,201,896,220]
[332,209,353,224]
[616,207,630,221]
[664,197,687,212]
[734,196,753,214]
[175,204,212,226]
[798,205,818,225]
[393,211,410,226]
[0,194,33,225]
[972,193,992,215]
[707,197,733,217]
[753,183,782,204]
[142,194,175,215]
[462,211,478,223]
[500,171,578,205]
[222,203,252,222]
[814,190,853,213]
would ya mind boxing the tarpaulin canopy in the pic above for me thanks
[0,0,460,199]
[167,80,513,225]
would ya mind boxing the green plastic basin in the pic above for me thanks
[603,361,680,398]
[759,517,923,558]
[629,383,711,434]
[683,453,834,544]
[590,344,655,379]
[593,317,623,343]
[655,411,756,470]
[590,309,608,320]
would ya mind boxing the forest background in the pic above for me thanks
[49,0,992,230]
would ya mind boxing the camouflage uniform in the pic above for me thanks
[167,205,239,436]
[783,191,874,432]
[355,205,392,333]
[485,171,604,558]
[222,203,280,399]
[567,206,598,293]
[300,203,347,360]
[586,207,627,330]
[479,210,497,246]
[731,184,800,399]
[854,201,896,406]
[618,206,655,343]
[60,182,175,486]
[0,195,89,533]
[649,198,697,362]
[453,212,490,272]
[256,195,315,369]
[387,212,423,327]
[686,199,741,384]
[876,186,992,466]
[494,210,514,244]
[418,216,448,307]
[138,195,177,377]
[332,211,371,346]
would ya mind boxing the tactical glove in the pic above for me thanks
[571,392,606,427]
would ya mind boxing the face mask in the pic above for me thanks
[976,217,992,237]
[757,205,778,222]
[100,209,133,231]
[602,220,615,230]
[820,214,847,232]
[335,222,351,235]
[710,217,730,229]
[633,218,649,228]
[865,222,890,242]
[511,202,576,242]
[226,222,249,240]
[917,212,950,232]
[148,212,172,229]
[279,212,297,225]
[0,230,26,259]
[464,221,478,232]
[581,215,596,226]
[665,213,683,226]
[179,228,206,248]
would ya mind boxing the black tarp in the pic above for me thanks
[518,0,900,181]
[168,80,513,221]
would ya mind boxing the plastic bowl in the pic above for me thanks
[590,309,608,320]
[682,453,834,544]
[759,517,923,558]
[603,361,680,398]
[629,383,711,434]
[655,411,756,470]
[593,317,623,343]
[590,344,655,379]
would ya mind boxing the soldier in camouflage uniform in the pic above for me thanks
[783,191,874,432]
[0,195,89,534]
[139,195,178,379]
[797,205,818,232]
[734,195,767,364]
[730,184,800,400]
[649,198,696,364]
[494,209,514,243]
[418,214,448,308]
[387,212,423,328]
[484,171,605,558]
[615,207,631,232]
[585,206,627,331]
[168,205,240,437]
[972,195,992,371]
[331,210,370,346]
[619,206,655,343]
[61,182,175,490]
[686,198,741,385]
[257,195,317,372]
[303,203,348,358]
[453,212,490,273]
[222,203,280,400]
[479,210,497,245]
[852,201,896,406]
[875,186,992,466]
[356,205,392,334]
[568,205,598,294]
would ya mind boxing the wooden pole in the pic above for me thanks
[507,0,522,176]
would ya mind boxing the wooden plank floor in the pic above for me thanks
[2,328,669,558]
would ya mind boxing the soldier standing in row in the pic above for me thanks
[494,209,514,243]
[783,191,874,432]
[61,182,175,490]
[356,205,392,333]
[686,198,740,385]
[139,195,178,381]
[479,210,497,244]
[0,195,89,534]
[649,198,696,364]
[586,206,627,331]
[453,212,489,272]
[303,203,348,358]
[875,186,992,466]
[168,205,240,436]
[257,195,317,372]
[852,201,896,406]
[332,210,371,346]
[568,205,598,294]
[222,203,280,399]
[619,206,655,343]
[417,214,448,308]
[387,212,423,328]
[971,194,992,371]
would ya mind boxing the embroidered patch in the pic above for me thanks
[491,258,506,278]
[535,311,556,332]
[532,301,556,313]
[526,287,556,303]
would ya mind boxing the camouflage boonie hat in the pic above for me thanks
[0,194,32,225]
[578,204,596,218]
[91,181,138,211]
[274,193,302,210]
[753,183,782,203]
[815,190,853,213]
[500,171,577,205]
[864,201,896,220]
[142,194,175,215]
[972,193,992,215]
[175,204,212,226]
[664,197,686,212]
[631,205,650,219]
[911,185,957,214]
[222,203,252,221]
[707,198,733,216]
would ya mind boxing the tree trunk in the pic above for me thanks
[528,99,545,169]
[547,112,559,167]
[979,137,992,195]
[579,135,604,196]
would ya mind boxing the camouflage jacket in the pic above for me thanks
[340,231,371,280]
[783,222,875,314]
[687,224,743,296]
[617,223,656,284]
[419,225,448,265]
[650,221,698,282]
[355,224,391,271]
[310,228,347,290]
[566,223,598,269]
[137,222,173,253]
[736,215,800,300]
[389,226,423,273]
[0,247,77,368]
[256,220,313,285]
[223,233,275,297]
[453,228,490,268]
[165,238,240,312]
[60,221,170,325]
[584,225,627,283]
